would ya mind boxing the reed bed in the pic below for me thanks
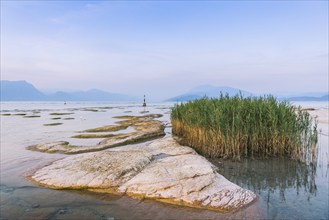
[171,94,318,164]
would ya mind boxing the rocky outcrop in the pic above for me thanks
[30,137,256,212]
[119,154,255,212]
[27,114,165,154]
[31,151,153,190]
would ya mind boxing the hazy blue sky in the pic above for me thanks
[1,1,328,100]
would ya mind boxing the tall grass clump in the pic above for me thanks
[171,94,318,164]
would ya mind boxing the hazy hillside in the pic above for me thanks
[2,80,327,102]
[287,94,329,101]
[165,85,253,102]
[1,80,137,101]
[49,89,137,101]
[0,80,48,101]
[165,84,329,102]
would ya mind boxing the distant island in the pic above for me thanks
[0,80,138,101]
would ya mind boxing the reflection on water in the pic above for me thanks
[208,105,329,220]
[210,153,328,219]
[212,158,318,200]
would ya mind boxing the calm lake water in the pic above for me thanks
[1,101,328,219]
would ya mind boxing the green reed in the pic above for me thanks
[171,94,318,164]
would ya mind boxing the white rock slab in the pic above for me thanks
[119,153,255,212]
[32,150,152,189]
[30,137,256,212]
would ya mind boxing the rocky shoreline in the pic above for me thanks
[28,136,256,212]
[27,114,165,154]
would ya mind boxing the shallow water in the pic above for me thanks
[209,104,329,220]
[210,155,328,219]
[1,101,328,219]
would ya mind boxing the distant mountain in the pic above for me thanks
[165,94,203,102]
[286,94,329,101]
[165,85,253,102]
[0,80,137,101]
[0,80,48,101]
[49,89,137,101]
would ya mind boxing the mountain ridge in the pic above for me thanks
[286,94,328,101]
[1,80,48,101]
[165,85,328,102]
[165,85,253,102]
[1,80,328,102]
[1,80,137,101]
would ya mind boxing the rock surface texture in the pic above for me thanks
[30,137,256,212]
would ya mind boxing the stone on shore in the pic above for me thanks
[30,137,256,212]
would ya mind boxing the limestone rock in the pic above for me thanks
[29,137,256,212]
[32,150,152,189]
[119,153,255,212]
[111,136,196,157]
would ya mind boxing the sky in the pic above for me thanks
[1,1,328,101]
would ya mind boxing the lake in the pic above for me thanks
[0,101,328,219]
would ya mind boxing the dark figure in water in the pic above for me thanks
[143,95,146,107]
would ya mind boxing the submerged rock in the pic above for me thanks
[30,137,256,212]
[27,114,165,154]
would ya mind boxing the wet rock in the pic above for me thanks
[32,204,40,208]
[83,124,128,133]
[27,114,165,154]
[30,137,256,212]
[23,115,41,118]
[28,141,70,153]
[49,113,73,116]
[43,123,63,126]
[140,111,149,114]
[58,208,67,214]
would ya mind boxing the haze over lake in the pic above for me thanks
[1,1,328,219]
[1,1,328,100]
